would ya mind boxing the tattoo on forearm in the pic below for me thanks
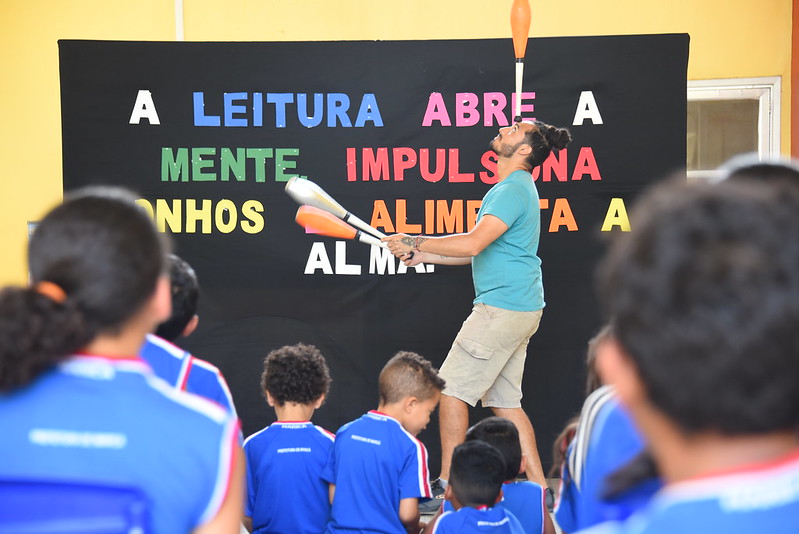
[400,236,415,248]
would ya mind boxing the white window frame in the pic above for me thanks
[687,76,781,180]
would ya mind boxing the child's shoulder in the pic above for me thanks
[436,506,522,533]
[432,509,462,532]
[503,479,545,495]
[313,423,335,441]
[334,412,420,450]
[244,421,334,448]
[242,425,271,448]
[337,411,393,432]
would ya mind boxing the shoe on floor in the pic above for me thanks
[419,478,446,514]
[545,487,556,513]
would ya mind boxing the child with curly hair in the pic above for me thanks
[243,344,333,534]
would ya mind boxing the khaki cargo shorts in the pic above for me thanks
[439,303,543,408]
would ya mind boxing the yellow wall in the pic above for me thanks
[0,0,792,284]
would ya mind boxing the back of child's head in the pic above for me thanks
[261,344,331,406]
[378,351,445,404]
[154,254,199,341]
[598,177,799,435]
[449,440,507,508]
[465,417,521,481]
[720,153,799,186]
[0,186,168,391]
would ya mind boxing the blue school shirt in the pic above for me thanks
[322,411,431,533]
[0,354,238,534]
[140,334,237,414]
[432,505,525,534]
[503,480,547,534]
[555,386,661,532]
[442,480,546,534]
[577,449,799,534]
[244,421,335,534]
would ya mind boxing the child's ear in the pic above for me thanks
[444,485,462,510]
[181,314,199,338]
[265,391,277,407]
[404,396,418,413]
[313,394,326,409]
[518,454,527,476]
[444,485,453,501]
[596,336,645,408]
[150,276,172,325]
[494,488,504,505]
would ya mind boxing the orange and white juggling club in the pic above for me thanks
[285,177,386,239]
[295,205,385,247]
[510,0,531,123]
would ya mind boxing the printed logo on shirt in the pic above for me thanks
[276,447,313,453]
[351,435,381,445]
[61,359,116,380]
[29,428,127,449]
[720,471,799,512]
[477,517,509,527]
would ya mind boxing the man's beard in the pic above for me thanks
[489,137,523,158]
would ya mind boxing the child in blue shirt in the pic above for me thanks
[554,385,660,533]
[323,351,445,534]
[140,254,237,414]
[243,344,334,534]
[425,440,524,534]
[466,417,555,534]
[586,174,799,533]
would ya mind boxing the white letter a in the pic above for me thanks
[129,90,161,125]
[572,91,603,126]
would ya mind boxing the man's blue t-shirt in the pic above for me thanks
[472,169,544,312]
[244,421,334,534]
[322,411,431,534]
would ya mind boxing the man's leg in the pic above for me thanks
[435,305,494,482]
[437,393,470,481]
[491,406,547,487]
[481,308,545,486]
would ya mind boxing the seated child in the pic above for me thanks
[140,254,237,413]
[424,440,525,533]
[554,385,658,533]
[588,175,799,533]
[465,417,556,534]
[322,351,445,534]
[243,344,334,534]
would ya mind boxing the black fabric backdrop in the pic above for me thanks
[59,35,688,474]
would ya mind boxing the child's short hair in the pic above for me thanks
[465,417,521,481]
[449,440,507,507]
[261,344,331,406]
[599,178,799,434]
[154,254,199,341]
[378,351,445,404]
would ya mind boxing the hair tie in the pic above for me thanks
[35,281,67,304]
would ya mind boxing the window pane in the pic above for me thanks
[687,99,759,171]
